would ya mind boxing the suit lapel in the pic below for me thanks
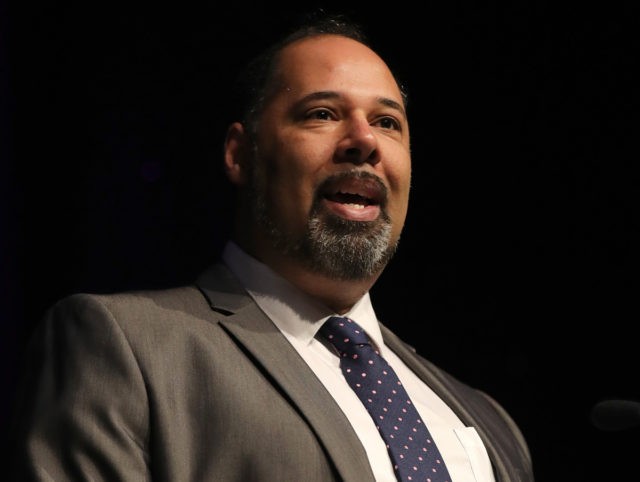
[380,324,513,482]
[196,263,375,482]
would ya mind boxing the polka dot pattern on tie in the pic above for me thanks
[320,316,451,482]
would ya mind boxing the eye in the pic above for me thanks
[374,116,401,131]
[306,108,335,121]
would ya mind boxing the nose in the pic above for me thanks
[335,115,379,166]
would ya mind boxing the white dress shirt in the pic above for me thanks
[222,241,495,482]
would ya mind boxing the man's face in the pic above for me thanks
[245,34,412,279]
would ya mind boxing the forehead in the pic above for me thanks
[270,35,404,106]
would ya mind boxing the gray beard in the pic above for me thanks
[304,212,396,279]
[248,168,398,280]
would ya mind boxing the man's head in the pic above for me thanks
[223,13,412,309]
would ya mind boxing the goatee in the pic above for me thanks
[252,170,399,280]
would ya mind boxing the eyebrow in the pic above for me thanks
[296,91,407,119]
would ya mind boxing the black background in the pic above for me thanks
[2,1,639,480]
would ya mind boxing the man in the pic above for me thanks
[9,12,534,482]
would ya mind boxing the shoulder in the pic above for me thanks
[36,285,221,351]
[49,285,209,324]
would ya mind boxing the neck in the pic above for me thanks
[272,262,380,315]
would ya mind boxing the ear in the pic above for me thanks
[224,122,251,186]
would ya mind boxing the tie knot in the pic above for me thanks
[319,316,371,356]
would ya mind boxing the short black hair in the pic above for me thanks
[231,9,409,133]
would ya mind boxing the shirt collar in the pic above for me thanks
[221,241,385,350]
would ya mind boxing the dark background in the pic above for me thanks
[2,1,639,480]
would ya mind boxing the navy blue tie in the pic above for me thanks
[320,316,451,482]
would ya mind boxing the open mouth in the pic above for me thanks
[327,191,375,208]
[322,172,386,206]
[320,172,386,221]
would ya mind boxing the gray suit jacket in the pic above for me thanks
[9,262,534,481]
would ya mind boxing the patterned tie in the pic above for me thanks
[319,316,451,482]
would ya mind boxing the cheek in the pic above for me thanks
[268,134,331,193]
[386,158,412,236]
[260,139,328,226]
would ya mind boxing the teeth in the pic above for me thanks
[329,190,371,206]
